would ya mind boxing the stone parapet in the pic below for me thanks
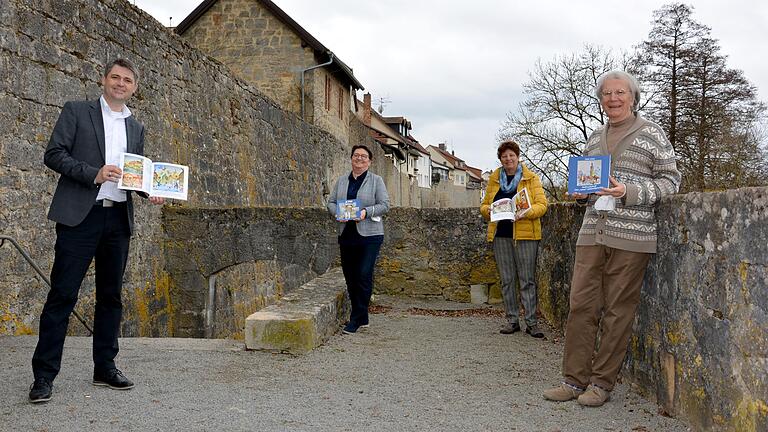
[161,207,338,339]
[245,267,348,354]
[375,207,494,301]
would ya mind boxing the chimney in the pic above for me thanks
[363,93,372,126]
[438,142,446,151]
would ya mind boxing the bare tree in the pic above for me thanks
[499,4,767,197]
[498,45,626,199]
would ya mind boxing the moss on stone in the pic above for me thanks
[257,318,316,354]
[731,396,768,432]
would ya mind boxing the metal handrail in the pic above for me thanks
[0,235,93,335]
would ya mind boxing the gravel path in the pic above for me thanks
[0,296,690,432]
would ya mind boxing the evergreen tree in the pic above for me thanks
[636,3,768,191]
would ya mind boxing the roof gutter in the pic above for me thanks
[300,52,334,120]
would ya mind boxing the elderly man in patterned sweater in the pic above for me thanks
[544,70,681,407]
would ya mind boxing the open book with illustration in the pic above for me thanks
[490,187,531,222]
[336,199,362,221]
[118,153,189,201]
[568,155,610,194]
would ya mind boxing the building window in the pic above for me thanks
[325,76,331,111]
[337,85,344,119]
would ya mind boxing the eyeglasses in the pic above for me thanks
[601,89,629,98]
[352,154,369,160]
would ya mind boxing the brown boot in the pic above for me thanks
[577,385,611,407]
[543,383,585,402]
[499,322,521,334]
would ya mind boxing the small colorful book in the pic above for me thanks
[568,155,610,194]
[336,199,362,221]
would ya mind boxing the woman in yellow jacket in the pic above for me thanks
[480,140,548,338]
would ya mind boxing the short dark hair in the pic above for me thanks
[497,140,520,159]
[104,58,139,82]
[350,145,373,160]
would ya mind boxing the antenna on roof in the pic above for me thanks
[377,97,391,114]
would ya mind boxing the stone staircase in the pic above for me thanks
[244,267,349,354]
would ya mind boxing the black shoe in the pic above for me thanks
[93,369,135,390]
[499,322,521,334]
[525,324,545,339]
[29,377,53,403]
[342,323,358,334]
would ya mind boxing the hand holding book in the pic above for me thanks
[336,199,362,221]
[490,187,532,222]
[595,176,626,198]
[118,153,189,201]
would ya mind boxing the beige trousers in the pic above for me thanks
[562,245,651,391]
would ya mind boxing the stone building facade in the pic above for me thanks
[176,0,362,144]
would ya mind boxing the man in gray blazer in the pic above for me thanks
[29,58,164,403]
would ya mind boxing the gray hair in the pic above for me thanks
[596,70,640,113]
[104,58,139,82]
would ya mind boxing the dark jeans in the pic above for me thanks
[339,242,382,327]
[32,205,131,381]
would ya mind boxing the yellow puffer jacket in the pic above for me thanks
[480,164,548,242]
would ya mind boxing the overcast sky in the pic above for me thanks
[133,0,768,172]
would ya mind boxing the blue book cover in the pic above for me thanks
[336,199,362,221]
[568,155,611,194]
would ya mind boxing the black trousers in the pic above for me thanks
[32,205,131,381]
[339,242,382,327]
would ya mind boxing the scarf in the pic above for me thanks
[499,164,522,193]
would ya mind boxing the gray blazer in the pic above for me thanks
[326,171,390,236]
[44,99,145,233]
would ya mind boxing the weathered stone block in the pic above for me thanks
[245,267,348,354]
[0,1,18,27]
[245,310,316,354]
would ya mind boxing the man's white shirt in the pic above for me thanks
[96,95,131,202]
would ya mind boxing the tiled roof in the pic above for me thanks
[427,145,465,167]
[406,136,430,155]
[466,166,483,180]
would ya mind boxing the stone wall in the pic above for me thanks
[161,207,338,338]
[153,207,487,339]
[375,208,495,301]
[624,188,768,432]
[156,207,490,339]
[0,0,358,337]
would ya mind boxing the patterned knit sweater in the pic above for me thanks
[577,116,681,253]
